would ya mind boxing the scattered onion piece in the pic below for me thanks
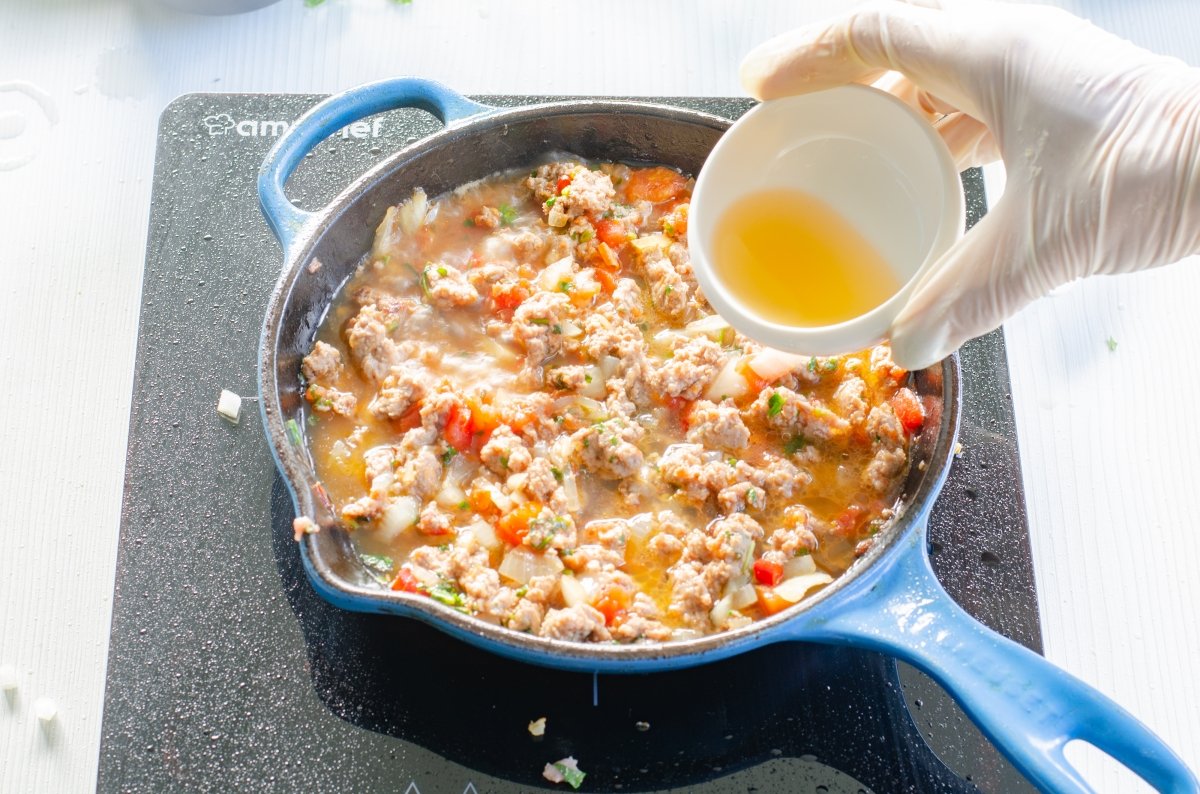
[773,572,834,603]
[528,717,547,737]
[292,516,319,542]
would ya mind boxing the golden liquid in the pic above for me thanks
[713,188,900,327]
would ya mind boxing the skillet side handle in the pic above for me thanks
[257,77,491,254]
[801,531,1198,794]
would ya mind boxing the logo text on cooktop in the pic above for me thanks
[201,113,385,139]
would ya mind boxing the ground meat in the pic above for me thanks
[572,418,645,479]
[833,377,869,426]
[546,365,594,393]
[473,206,502,229]
[652,337,724,400]
[866,403,905,447]
[480,425,532,475]
[512,290,572,365]
[756,453,812,500]
[467,260,514,293]
[717,481,766,514]
[396,446,443,503]
[656,443,747,502]
[305,384,357,417]
[610,278,644,320]
[301,341,343,383]
[345,304,403,384]
[540,604,610,642]
[425,263,481,309]
[687,400,750,450]
[367,361,429,420]
[864,447,908,493]
[645,253,690,320]
[522,457,561,503]
[752,387,851,442]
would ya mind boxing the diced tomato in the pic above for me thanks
[755,585,791,616]
[556,174,573,194]
[491,279,530,311]
[833,505,865,537]
[443,404,474,452]
[891,387,925,434]
[468,397,501,435]
[593,588,632,626]
[390,568,422,594]
[752,559,784,587]
[624,166,688,204]
[663,396,694,429]
[389,405,422,434]
[736,357,768,396]
[594,218,629,249]
[469,487,499,516]
[496,501,543,546]
[593,265,618,294]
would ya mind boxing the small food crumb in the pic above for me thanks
[217,389,242,424]
[0,665,17,693]
[34,697,56,723]
[953,442,964,458]
[543,756,586,789]
[293,516,320,542]
[1106,336,1118,352]
[308,258,324,274]
[634,720,650,732]
[528,717,546,737]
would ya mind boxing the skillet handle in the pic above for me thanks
[800,530,1198,793]
[257,77,490,254]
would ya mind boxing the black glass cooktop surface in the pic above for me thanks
[99,93,1039,793]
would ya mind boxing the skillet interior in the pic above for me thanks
[261,100,961,667]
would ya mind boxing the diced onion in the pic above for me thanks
[600,355,621,381]
[395,188,429,234]
[561,467,582,512]
[539,256,576,291]
[773,572,834,603]
[730,583,758,610]
[560,574,586,607]
[705,356,749,402]
[746,348,808,382]
[671,628,702,642]
[552,395,608,421]
[478,336,520,365]
[498,547,564,585]
[783,555,818,579]
[627,512,654,538]
[408,563,439,588]
[710,594,733,627]
[579,366,606,399]
[435,481,466,509]
[683,315,731,337]
[560,320,584,338]
[377,496,418,542]
[472,520,502,551]
[445,454,478,486]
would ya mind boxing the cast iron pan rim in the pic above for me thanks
[259,97,963,664]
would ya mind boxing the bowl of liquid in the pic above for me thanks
[689,84,963,356]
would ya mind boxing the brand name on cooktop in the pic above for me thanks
[201,113,385,139]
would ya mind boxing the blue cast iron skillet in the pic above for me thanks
[257,77,1197,794]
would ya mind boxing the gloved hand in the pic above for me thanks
[740,0,1200,370]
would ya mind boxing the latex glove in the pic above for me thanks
[740,0,1200,370]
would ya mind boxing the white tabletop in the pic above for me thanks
[1,1,1197,791]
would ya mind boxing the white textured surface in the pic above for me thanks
[0,1,1197,792]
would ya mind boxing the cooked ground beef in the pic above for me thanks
[300,157,920,644]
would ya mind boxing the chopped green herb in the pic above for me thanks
[500,455,510,469]
[823,358,839,373]
[767,391,784,417]
[1106,336,1118,352]
[441,447,457,465]
[663,220,676,236]
[307,413,319,427]
[463,218,476,227]
[663,285,673,295]
[601,208,614,219]
[437,266,448,277]
[530,317,550,326]
[514,585,529,598]
[428,580,465,608]
[558,280,575,293]
[498,204,518,226]
[784,435,807,455]
[807,358,817,373]
[458,500,470,511]
[583,374,592,383]
[285,418,303,447]
[544,196,557,209]
[747,488,759,506]
[571,228,595,243]
[726,456,738,468]
[551,466,564,482]
[551,324,563,334]
[303,0,325,6]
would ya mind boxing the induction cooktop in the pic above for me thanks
[98,93,1040,793]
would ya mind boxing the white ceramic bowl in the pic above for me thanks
[689,84,963,356]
